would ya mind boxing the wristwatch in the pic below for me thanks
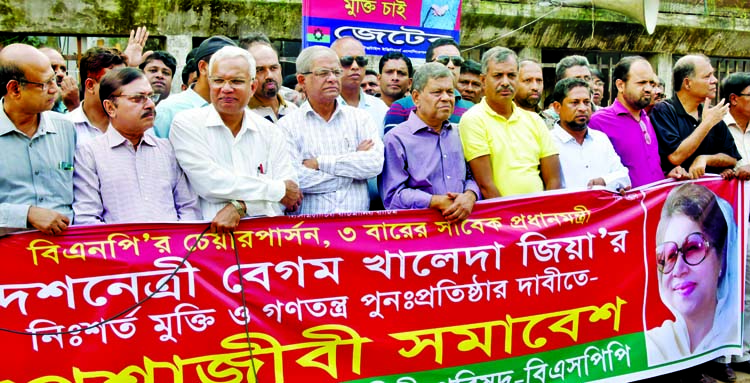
[230,200,246,217]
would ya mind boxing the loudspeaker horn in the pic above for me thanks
[559,0,659,34]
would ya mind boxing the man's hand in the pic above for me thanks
[429,194,453,213]
[736,165,750,181]
[356,139,374,151]
[210,203,241,234]
[302,158,319,170]
[586,178,606,188]
[720,168,735,180]
[666,166,690,180]
[27,206,70,235]
[123,26,152,67]
[701,98,729,130]
[688,155,708,179]
[280,180,303,212]
[442,191,476,224]
[60,76,80,111]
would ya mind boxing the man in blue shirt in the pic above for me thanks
[0,44,76,235]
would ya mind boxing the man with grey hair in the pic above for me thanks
[541,55,594,129]
[651,54,740,180]
[170,46,301,233]
[278,46,384,214]
[459,46,561,199]
[514,58,544,113]
[380,62,480,222]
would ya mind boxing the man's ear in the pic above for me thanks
[5,79,21,98]
[615,79,625,94]
[102,99,116,118]
[412,89,421,108]
[85,78,97,94]
[552,101,562,114]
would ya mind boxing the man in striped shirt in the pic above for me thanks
[279,46,384,215]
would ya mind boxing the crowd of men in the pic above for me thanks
[1,30,749,382]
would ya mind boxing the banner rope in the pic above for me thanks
[230,232,261,382]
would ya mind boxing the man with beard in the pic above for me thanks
[73,67,200,224]
[39,47,79,113]
[459,46,561,198]
[139,51,176,104]
[590,56,688,187]
[514,59,543,113]
[590,67,606,108]
[0,44,76,235]
[651,54,740,180]
[550,78,629,191]
[247,41,298,123]
[541,55,592,129]
[378,52,412,107]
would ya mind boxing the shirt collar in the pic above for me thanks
[406,110,451,135]
[68,102,93,125]
[552,123,589,143]
[0,98,56,136]
[301,99,343,121]
[337,89,371,108]
[105,123,157,148]
[204,104,258,135]
[724,111,738,127]
[611,99,648,120]
[669,94,701,118]
[481,98,520,121]
[249,93,288,110]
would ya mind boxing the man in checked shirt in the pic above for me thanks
[278,46,384,215]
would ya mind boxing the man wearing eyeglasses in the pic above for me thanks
[170,46,301,233]
[0,44,76,235]
[72,67,200,224]
[384,38,474,134]
[651,54,741,180]
[331,37,388,128]
[153,36,237,138]
[66,47,126,147]
[589,56,689,188]
[278,46,384,215]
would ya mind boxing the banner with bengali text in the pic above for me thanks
[302,0,461,59]
[0,178,745,382]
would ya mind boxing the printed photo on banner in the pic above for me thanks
[302,0,462,59]
[644,182,742,366]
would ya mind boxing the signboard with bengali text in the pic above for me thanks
[302,0,462,59]
[0,178,745,382]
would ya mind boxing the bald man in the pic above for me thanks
[0,44,76,235]
[39,47,79,113]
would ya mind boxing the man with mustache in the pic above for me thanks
[459,46,561,199]
[139,51,176,104]
[549,78,629,191]
[514,58,543,113]
[39,47,79,113]
[589,56,689,187]
[361,69,381,97]
[73,67,200,224]
[378,52,413,107]
[457,59,483,104]
[541,55,592,130]
[0,44,76,235]
[246,39,298,123]
[651,54,740,180]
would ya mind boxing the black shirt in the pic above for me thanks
[651,95,741,174]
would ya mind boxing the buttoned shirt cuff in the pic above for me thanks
[413,192,433,210]
[268,180,287,203]
[0,203,31,229]
[317,155,335,175]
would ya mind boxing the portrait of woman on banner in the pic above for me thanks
[645,182,740,366]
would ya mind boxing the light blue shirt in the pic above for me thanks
[0,101,76,231]
[152,88,209,138]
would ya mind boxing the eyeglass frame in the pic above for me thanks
[110,93,161,105]
[301,68,345,79]
[16,76,57,91]
[656,231,712,275]
[207,76,254,89]
[339,56,368,67]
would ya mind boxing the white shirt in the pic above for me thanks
[67,102,104,148]
[724,112,750,167]
[169,105,296,219]
[338,90,388,136]
[278,101,384,215]
[551,124,630,191]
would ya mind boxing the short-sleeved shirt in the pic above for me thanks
[0,103,76,231]
[651,95,741,174]
[384,90,473,134]
[459,99,558,196]
[153,88,209,138]
[589,99,664,187]
[67,102,103,147]
[724,112,750,167]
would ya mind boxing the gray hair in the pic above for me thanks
[412,62,453,92]
[296,46,339,74]
[555,55,590,82]
[673,54,710,93]
[208,46,256,79]
[481,46,518,74]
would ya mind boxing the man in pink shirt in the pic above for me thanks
[73,67,201,224]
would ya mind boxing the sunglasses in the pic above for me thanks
[656,232,711,274]
[340,56,368,67]
[434,55,465,66]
